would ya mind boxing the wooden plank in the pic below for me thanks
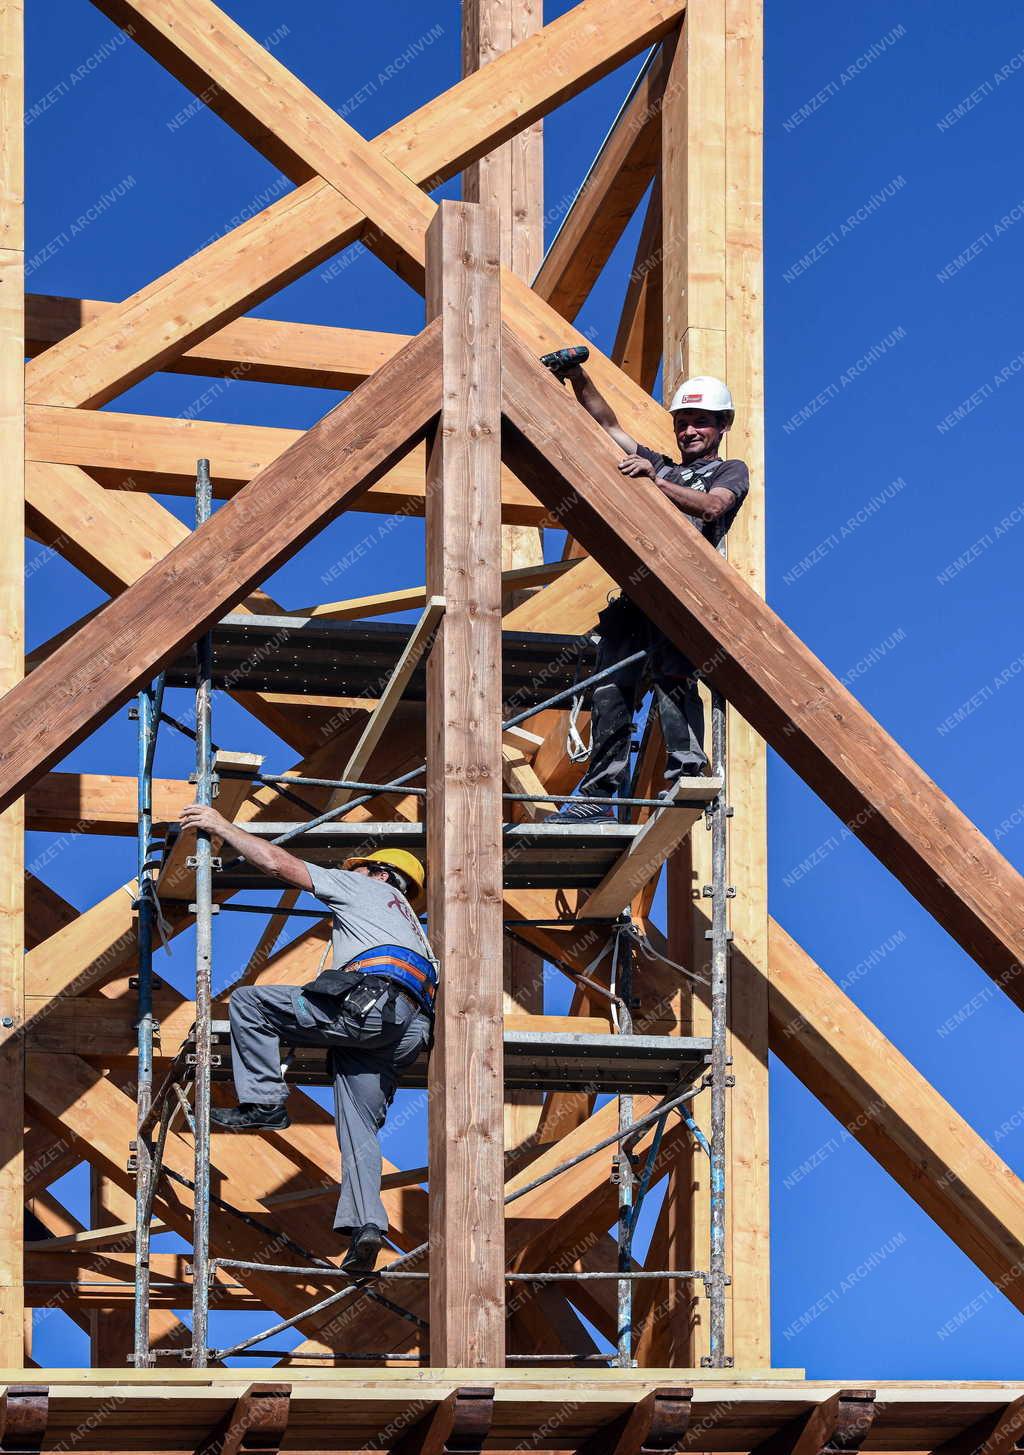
[721,0,771,1369]
[748,1390,876,1455]
[157,751,262,902]
[425,202,505,1367]
[583,775,720,919]
[533,46,667,321]
[501,331,1024,1001]
[323,597,445,815]
[25,407,548,524]
[26,294,409,391]
[0,324,442,810]
[24,875,78,949]
[769,920,1024,1310]
[932,1397,1024,1455]
[25,772,189,836]
[0,0,24,1370]
[613,177,663,392]
[576,1388,694,1455]
[391,1387,494,1455]
[26,0,683,416]
[501,743,556,822]
[290,560,577,622]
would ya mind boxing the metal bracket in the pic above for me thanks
[186,855,222,870]
[187,1053,221,1067]
[700,1355,735,1368]
[189,902,220,914]
[701,885,737,899]
[703,927,734,941]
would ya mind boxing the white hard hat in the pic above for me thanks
[668,376,735,422]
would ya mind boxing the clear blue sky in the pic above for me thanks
[23,0,1024,1375]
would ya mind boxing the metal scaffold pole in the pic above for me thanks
[190,458,215,1367]
[132,672,165,1370]
[704,684,731,1367]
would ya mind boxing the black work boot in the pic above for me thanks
[341,1224,384,1275]
[210,1102,290,1132]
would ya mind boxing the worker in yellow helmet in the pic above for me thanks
[179,804,436,1275]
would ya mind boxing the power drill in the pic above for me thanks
[540,345,590,382]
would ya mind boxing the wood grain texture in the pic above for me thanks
[533,45,667,322]
[0,0,24,1367]
[501,329,1024,1002]
[26,294,410,391]
[0,325,442,810]
[425,202,505,1367]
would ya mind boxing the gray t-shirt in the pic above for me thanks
[635,447,750,549]
[306,864,435,974]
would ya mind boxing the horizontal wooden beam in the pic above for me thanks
[0,324,442,809]
[26,294,408,391]
[291,558,578,622]
[500,329,1024,1005]
[25,772,190,835]
[26,405,549,524]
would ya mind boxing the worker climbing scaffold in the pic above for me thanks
[176,806,436,1278]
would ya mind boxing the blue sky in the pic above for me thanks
[23,0,1024,1375]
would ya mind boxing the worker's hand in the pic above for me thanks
[179,802,229,836]
[617,453,656,480]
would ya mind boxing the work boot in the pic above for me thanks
[210,1102,290,1132]
[554,798,617,823]
[341,1224,384,1275]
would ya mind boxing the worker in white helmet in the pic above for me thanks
[550,364,750,820]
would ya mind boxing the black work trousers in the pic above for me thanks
[577,595,707,801]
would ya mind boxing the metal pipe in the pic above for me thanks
[132,674,164,1371]
[615,934,635,1367]
[706,684,730,1368]
[190,458,214,1368]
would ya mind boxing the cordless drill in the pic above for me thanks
[540,345,590,382]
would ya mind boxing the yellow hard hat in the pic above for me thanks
[343,848,426,904]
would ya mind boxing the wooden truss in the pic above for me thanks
[1,0,1022,1413]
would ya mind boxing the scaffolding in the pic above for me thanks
[125,456,735,1370]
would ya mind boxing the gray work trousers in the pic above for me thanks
[578,594,707,800]
[228,983,432,1234]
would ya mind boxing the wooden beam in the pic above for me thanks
[769,920,1024,1309]
[0,0,25,1370]
[323,597,445,815]
[26,0,682,416]
[26,294,408,390]
[391,1387,495,1455]
[583,775,720,919]
[576,1388,694,1455]
[290,560,577,622]
[0,324,442,810]
[612,177,663,392]
[25,772,190,835]
[500,331,1024,1002]
[24,874,78,949]
[533,45,667,321]
[25,407,548,524]
[0,1385,48,1452]
[195,1384,291,1455]
[157,751,262,901]
[748,1390,877,1455]
[425,202,505,1367]
[931,1397,1024,1455]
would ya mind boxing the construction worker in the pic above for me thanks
[178,802,435,1274]
[545,360,749,820]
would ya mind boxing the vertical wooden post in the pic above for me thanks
[662,0,770,1367]
[0,0,25,1370]
[462,0,546,1157]
[425,200,505,1368]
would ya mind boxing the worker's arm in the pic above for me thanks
[654,480,739,524]
[178,803,313,891]
[566,366,638,454]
